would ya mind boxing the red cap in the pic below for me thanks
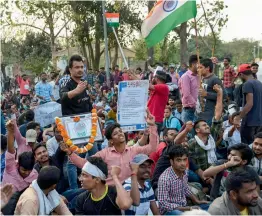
[238,64,251,74]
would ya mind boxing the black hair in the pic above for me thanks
[224,57,231,62]
[189,55,202,67]
[69,55,83,68]
[136,67,142,72]
[165,105,172,112]
[241,70,253,76]
[100,67,105,70]
[22,74,27,77]
[168,144,189,160]
[64,66,70,75]
[193,119,207,131]
[251,62,259,67]
[40,72,47,76]
[227,143,254,165]
[26,121,40,131]
[32,143,47,156]
[254,132,262,139]
[1,135,7,151]
[225,167,260,194]
[37,166,60,190]
[163,128,178,137]
[165,74,172,83]
[89,157,108,184]
[231,111,241,120]
[109,101,117,108]
[18,151,35,170]
[200,58,213,73]
[25,110,35,122]
[105,123,121,140]
[174,99,182,105]
[169,96,176,101]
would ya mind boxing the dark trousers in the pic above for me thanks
[241,124,262,144]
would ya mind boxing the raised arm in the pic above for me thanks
[13,119,26,146]
[6,121,15,154]
[111,166,133,210]
[213,84,223,121]
[174,122,193,144]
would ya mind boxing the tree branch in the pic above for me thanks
[8,22,50,36]
[54,20,70,39]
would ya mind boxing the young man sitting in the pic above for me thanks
[123,154,159,215]
[15,166,71,215]
[75,157,132,215]
[158,145,209,215]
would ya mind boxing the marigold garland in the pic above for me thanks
[55,108,98,154]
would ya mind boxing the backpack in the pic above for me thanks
[1,187,28,215]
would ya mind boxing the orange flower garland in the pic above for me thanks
[55,108,98,154]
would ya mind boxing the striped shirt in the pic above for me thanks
[123,178,155,215]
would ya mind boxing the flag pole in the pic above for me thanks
[112,27,129,69]
[102,0,110,87]
[194,18,204,112]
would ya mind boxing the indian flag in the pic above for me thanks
[105,13,119,27]
[142,0,197,47]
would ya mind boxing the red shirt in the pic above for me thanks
[148,84,169,123]
[16,76,30,95]
[150,142,167,174]
[223,66,237,88]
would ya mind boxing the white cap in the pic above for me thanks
[26,129,37,145]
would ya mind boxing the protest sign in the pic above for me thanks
[117,80,149,132]
[34,102,62,127]
[60,113,103,145]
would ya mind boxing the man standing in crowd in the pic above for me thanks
[208,168,262,215]
[148,70,169,134]
[234,64,262,144]
[60,55,92,115]
[223,57,236,101]
[49,72,60,102]
[198,58,224,125]
[16,74,30,99]
[251,62,259,79]
[179,55,201,123]
[168,65,179,85]
[35,72,55,104]
[97,67,106,85]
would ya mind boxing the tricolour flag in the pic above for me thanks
[141,0,197,48]
[105,13,119,27]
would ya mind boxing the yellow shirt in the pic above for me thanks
[108,110,116,121]
[240,207,248,215]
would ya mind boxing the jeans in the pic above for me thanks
[188,170,201,183]
[182,108,196,123]
[225,86,234,101]
[164,203,210,215]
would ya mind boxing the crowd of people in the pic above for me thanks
[0,54,262,215]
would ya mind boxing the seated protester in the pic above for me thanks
[223,111,241,147]
[14,119,40,156]
[107,101,117,122]
[46,125,62,156]
[158,145,210,215]
[208,167,262,215]
[61,110,158,185]
[188,84,224,171]
[150,128,178,173]
[222,103,238,130]
[15,166,72,215]
[249,132,262,181]
[33,143,67,193]
[168,96,176,114]
[2,120,38,192]
[123,154,160,215]
[1,135,7,181]
[203,143,257,200]
[75,158,132,215]
[174,99,183,122]
[163,106,181,131]
[18,109,35,137]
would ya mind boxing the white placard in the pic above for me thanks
[117,80,149,132]
[34,102,62,127]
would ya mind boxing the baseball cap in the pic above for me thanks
[238,64,251,74]
[26,129,37,145]
[131,154,154,165]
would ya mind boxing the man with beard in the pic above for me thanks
[223,57,237,101]
[60,55,92,115]
[251,62,259,79]
[158,145,210,215]
[250,132,262,180]
[35,72,55,104]
[208,168,262,215]
[234,64,262,144]
[123,154,160,215]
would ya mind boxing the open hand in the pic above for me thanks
[6,120,15,133]
[1,184,14,209]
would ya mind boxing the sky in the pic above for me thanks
[220,0,262,42]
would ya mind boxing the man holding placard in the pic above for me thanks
[60,55,92,116]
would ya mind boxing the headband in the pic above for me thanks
[82,161,106,180]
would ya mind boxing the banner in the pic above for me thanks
[117,80,149,132]
[34,102,62,127]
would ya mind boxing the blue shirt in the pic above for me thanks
[35,81,53,102]
[163,115,182,131]
[1,152,5,182]
[123,178,155,215]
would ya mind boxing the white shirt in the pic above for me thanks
[223,126,241,147]
[46,136,59,156]
[49,80,60,101]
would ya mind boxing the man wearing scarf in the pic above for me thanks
[15,166,71,215]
